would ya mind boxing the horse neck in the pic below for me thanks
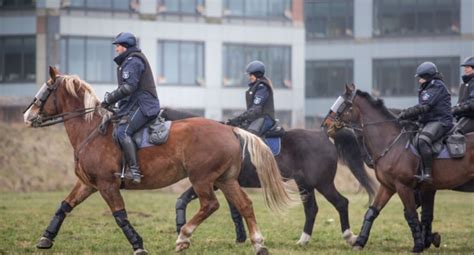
[61,98,102,150]
[356,97,402,160]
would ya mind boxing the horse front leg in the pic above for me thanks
[294,179,318,246]
[36,180,96,249]
[98,185,147,255]
[175,187,198,234]
[353,185,395,250]
[397,183,424,253]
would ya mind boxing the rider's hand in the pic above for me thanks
[397,110,408,120]
[101,92,111,108]
[227,118,240,126]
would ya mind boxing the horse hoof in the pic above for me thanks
[432,232,441,248]
[133,248,148,255]
[36,237,53,249]
[342,229,358,246]
[256,246,269,255]
[352,245,363,251]
[296,232,311,246]
[236,239,246,244]
[175,241,190,252]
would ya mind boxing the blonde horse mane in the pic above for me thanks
[61,75,106,121]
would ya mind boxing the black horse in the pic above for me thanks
[160,107,377,246]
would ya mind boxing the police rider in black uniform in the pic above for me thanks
[452,56,474,134]
[226,60,276,136]
[398,62,453,183]
[101,32,160,184]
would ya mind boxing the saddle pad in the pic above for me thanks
[134,121,172,149]
[264,137,281,156]
[406,141,451,159]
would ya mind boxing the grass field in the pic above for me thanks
[0,190,472,254]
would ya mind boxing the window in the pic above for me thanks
[61,0,138,12]
[157,41,204,86]
[373,57,460,97]
[60,37,115,83]
[158,0,204,15]
[223,0,292,20]
[223,109,292,128]
[304,0,354,39]
[0,36,36,83]
[223,44,291,88]
[0,0,35,9]
[374,0,460,37]
[306,60,353,98]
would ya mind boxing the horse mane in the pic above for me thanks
[161,107,198,120]
[61,75,105,121]
[355,90,397,120]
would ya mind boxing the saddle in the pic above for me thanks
[261,121,285,156]
[408,127,466,159]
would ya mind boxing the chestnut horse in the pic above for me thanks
[23,67,291,255]
[323,84,474,252]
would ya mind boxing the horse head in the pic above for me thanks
[23,66,100,128]
[322,83,361,135]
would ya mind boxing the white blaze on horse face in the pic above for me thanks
[330,96,345,113]
[23,107,32,126]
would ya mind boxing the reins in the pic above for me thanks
[32,107,98,127]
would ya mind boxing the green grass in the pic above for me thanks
[0,190,472,254]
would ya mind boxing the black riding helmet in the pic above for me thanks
[246,60,265,78]
[112,32,137,48]
[461,56,474,68]
[415,61,438,80]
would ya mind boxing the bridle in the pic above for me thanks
[324,91,408,165]
[23,75,98,128]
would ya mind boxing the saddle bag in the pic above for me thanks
[148,118,171,145]
[445,133,466,158]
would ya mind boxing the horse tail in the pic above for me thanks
[333,128,377,205]
[233,128,291,212]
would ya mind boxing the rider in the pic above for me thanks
[398,61,453,183]
[226,60,276,136]
[452,56,474,134]
[101,32,160,184]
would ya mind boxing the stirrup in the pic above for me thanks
[414,174,432,183]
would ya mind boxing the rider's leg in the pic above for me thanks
[455,117,474,134]
[116,107,154,184]
[416,122,448,182]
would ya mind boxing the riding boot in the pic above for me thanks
[121,136,142,184]
[416,140,433,183]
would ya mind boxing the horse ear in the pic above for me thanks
[49,66,59,80]
[349,83,356,91]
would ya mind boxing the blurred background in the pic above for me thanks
[0,0,473,192]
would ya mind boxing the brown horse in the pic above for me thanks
[322,84,474,252]
[23,67,291,255]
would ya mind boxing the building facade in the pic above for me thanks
[1,0,473,127]
[0,0,306,127]
[305,0,474,127]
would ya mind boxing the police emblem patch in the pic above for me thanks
[422,92,430,101]
[122,71,130,79]
[254,96,262,105]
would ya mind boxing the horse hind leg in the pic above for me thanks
[37,180,96,249]
[217,180,268,255]
[176,182,220,252]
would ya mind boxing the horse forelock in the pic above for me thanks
[355,90,396,120]
[61,75,102,121]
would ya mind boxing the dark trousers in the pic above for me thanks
[116,108,154,144]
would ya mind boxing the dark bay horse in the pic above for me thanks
[323,84,474,252]
[23,67,292,255]
[160,108,377,246]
